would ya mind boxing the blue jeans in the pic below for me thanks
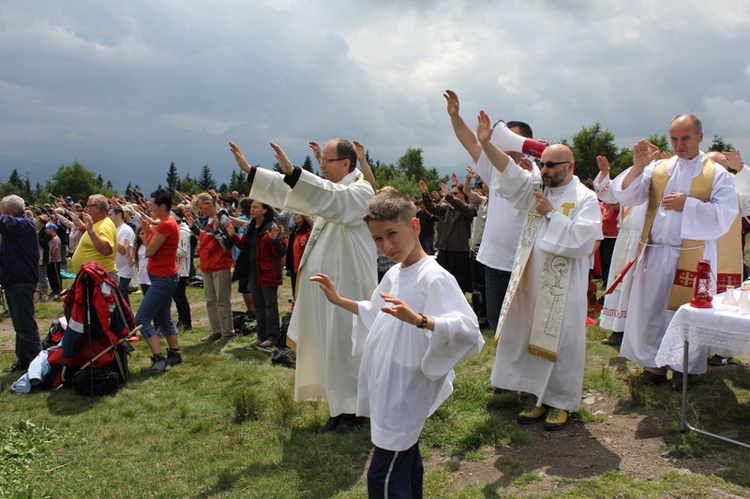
[6,282,41,370]
[418,235,435,256]
[485,267,511,334]
[135,273,178,340]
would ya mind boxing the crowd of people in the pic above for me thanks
[2,88,749,497]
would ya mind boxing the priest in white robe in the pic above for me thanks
[476,111,602,430]
[229,139,377,434]
[611,115,738,385]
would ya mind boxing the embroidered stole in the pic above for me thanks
[493,180,586,363]
[634,157,741,310]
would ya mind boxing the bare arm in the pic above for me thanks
[445,90,482,163]
[310,273,359,315]
[354,140,377,191]
[476,110,511,174]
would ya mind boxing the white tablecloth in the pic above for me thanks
[655,293,750,368]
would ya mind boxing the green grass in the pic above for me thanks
[2,276,750,497]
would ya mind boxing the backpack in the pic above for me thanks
[232,311,257,336]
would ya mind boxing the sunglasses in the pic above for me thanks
[538,160,570,169]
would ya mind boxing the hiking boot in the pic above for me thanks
[200,332,222,342]
[601,331,623,346]
[517,406,547,425]
[317,415,342,434]
[544,408,568,431]
[166,349,183,367]
[148,354,170,373]
[639,370,667,386]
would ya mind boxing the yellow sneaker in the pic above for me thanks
[517,406,547,424]
[544,407,568,431]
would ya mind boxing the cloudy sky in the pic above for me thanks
[2,0,749,192]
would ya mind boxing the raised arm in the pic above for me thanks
[354,140,377,192]
[445,90,482,163]
[476,110,511,174]
[620,140,661,190]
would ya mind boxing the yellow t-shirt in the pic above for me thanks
[69,217,118,274]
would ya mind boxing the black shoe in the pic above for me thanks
[670,371,694,391]
[601,331,623,346]
[2,362,20,373]
[335,415,367,435]
[317,415,342,434]
[639,370,667,385]
[166,349,183,367]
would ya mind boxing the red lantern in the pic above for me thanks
[690,260,714,308]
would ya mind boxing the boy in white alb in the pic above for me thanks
[312,190,484,498]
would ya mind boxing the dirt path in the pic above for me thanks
[424,388,734,493]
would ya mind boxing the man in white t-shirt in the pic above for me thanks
[109,205,136,306]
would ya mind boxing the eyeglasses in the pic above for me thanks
[538,161,571,170]
[86,204,99,208]
[320,158,345,164]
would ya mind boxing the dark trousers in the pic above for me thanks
[470,252,486,321]
[47,261,61,295]
[6,282,42,370]
[599,237,617,286]
[485,267,511,333]
[367,441,423,499]
[172,276,192,327]
[248,271,280,344]
[118,276,131,307]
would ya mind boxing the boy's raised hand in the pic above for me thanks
[310,273,341,304]
[379,293,420,327]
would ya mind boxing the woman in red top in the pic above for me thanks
[229,200,286,348]
[285,213,312,299]
[191,191,235,344]
[134,188,181,372]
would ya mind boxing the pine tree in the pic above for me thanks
[166,162,181,193]
[197,164,217,191]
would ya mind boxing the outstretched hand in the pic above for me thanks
[476,110,492,143]
[633,140,661,170]
[269,142,294,175]
[418,179,428,194]
[725,150,743,173]
[229,142,252,173]
[444,89,460,117]
[596,155,610,176]
[379,293,420,327]
[308,141,322,165]
[310,273,341,305]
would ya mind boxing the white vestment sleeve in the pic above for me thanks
[284,170,375,226]
[733,165,750,216]
[540,188,602,259]
[680,167,738,240]
[611,164,655,207]
[248,167,295,209]
[593,173,618,203]
[421,273,484,381]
